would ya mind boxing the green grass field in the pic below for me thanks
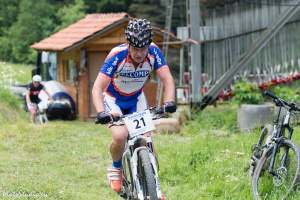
[1,62,300,199]
[2,107,300,200]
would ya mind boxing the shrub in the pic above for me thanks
[232,80,263,105]
[271,84,300,104]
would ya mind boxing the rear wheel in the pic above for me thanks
[252,140,300,200]
[138,149,158,200]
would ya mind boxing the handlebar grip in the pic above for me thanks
[112,115,121,122]
[155,107,164,115]
[263,90,277,99]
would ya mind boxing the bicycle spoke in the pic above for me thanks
[255,142,300,199]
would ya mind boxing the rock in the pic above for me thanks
[153,118,181,133]
[237,103,274,132]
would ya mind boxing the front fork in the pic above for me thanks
[268,126,293,175]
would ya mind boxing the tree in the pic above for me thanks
[128,0,165,28]
[83,0,132,13]
[8,0,56,63]
[0,0,19,36]
[55,0,86,31]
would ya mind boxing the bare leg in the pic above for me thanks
[110,125,128,161]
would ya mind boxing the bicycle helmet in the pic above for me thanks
[125,18,153,48]
[32,74,42,82]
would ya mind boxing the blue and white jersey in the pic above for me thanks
[100,43,167,101]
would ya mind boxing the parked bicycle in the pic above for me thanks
[250,91,300,200]
[98,107,166,200]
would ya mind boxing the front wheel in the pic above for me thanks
[138,149,158,200]
[252,139,300,200]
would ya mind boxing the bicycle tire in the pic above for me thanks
[122,153,134,199]
[252,139,300,200]
[138,149,158,200]
[249,125,273,176]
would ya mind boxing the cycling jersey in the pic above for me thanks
[100,43,167,101]
[28,83,44,104]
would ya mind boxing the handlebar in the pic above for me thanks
[111,107,165,122]
[95,107,166,125]
[263,90,300,112]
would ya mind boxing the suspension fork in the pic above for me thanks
[269,142,280,175]
[268,106,283,174]
[268,135,291,175]
[281,126,293,167]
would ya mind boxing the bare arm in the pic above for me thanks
[25,90,31,105]
[43,89,52,100]
[156,65,175,103]
[92,73,111,113]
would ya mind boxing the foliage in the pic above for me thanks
[0,62,32,122]
[0,0,19,36]
[185,104,239,134]
[83,0,132,13]
[3,0,56,63]
[0,86,26,123]
[270,82,300,104]
[0,87,21,109]
[55,0,86,31]
[0,0,175,64]
[232,80,264,105]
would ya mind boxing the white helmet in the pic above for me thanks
[32,74,42,82]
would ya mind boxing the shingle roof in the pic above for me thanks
[31,13,128,51]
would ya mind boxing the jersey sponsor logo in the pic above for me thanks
[112,56,119,66]
[106,56,119,75]
[153,48,162,66]
[119,70,150,78]
[106,66,113,75]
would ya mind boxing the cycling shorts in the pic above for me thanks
[103,92,148,115]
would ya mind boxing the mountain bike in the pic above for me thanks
[108,107,167,200]
[250,91,300,200]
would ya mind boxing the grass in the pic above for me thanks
[1,61,300,199]
[1,105,300,200]
[0,61,32,122]
[0,61,33,86]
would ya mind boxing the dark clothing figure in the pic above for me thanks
[27,83,44,104]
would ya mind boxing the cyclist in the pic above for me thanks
[92,18,176,193]
[25,75,52,122]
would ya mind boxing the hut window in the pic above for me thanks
[40,52,57,81]
[48,52,57,80]
[65,59,77,83]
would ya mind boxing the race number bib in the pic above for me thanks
[124,110,155,137]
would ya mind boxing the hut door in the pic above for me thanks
[88,51,107,117]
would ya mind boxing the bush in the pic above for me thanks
[233,80,263,105]
[183,104,239,134]
[271,84,300,104]
[0,87,26,123]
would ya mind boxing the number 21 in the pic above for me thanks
[133,117,146,129]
